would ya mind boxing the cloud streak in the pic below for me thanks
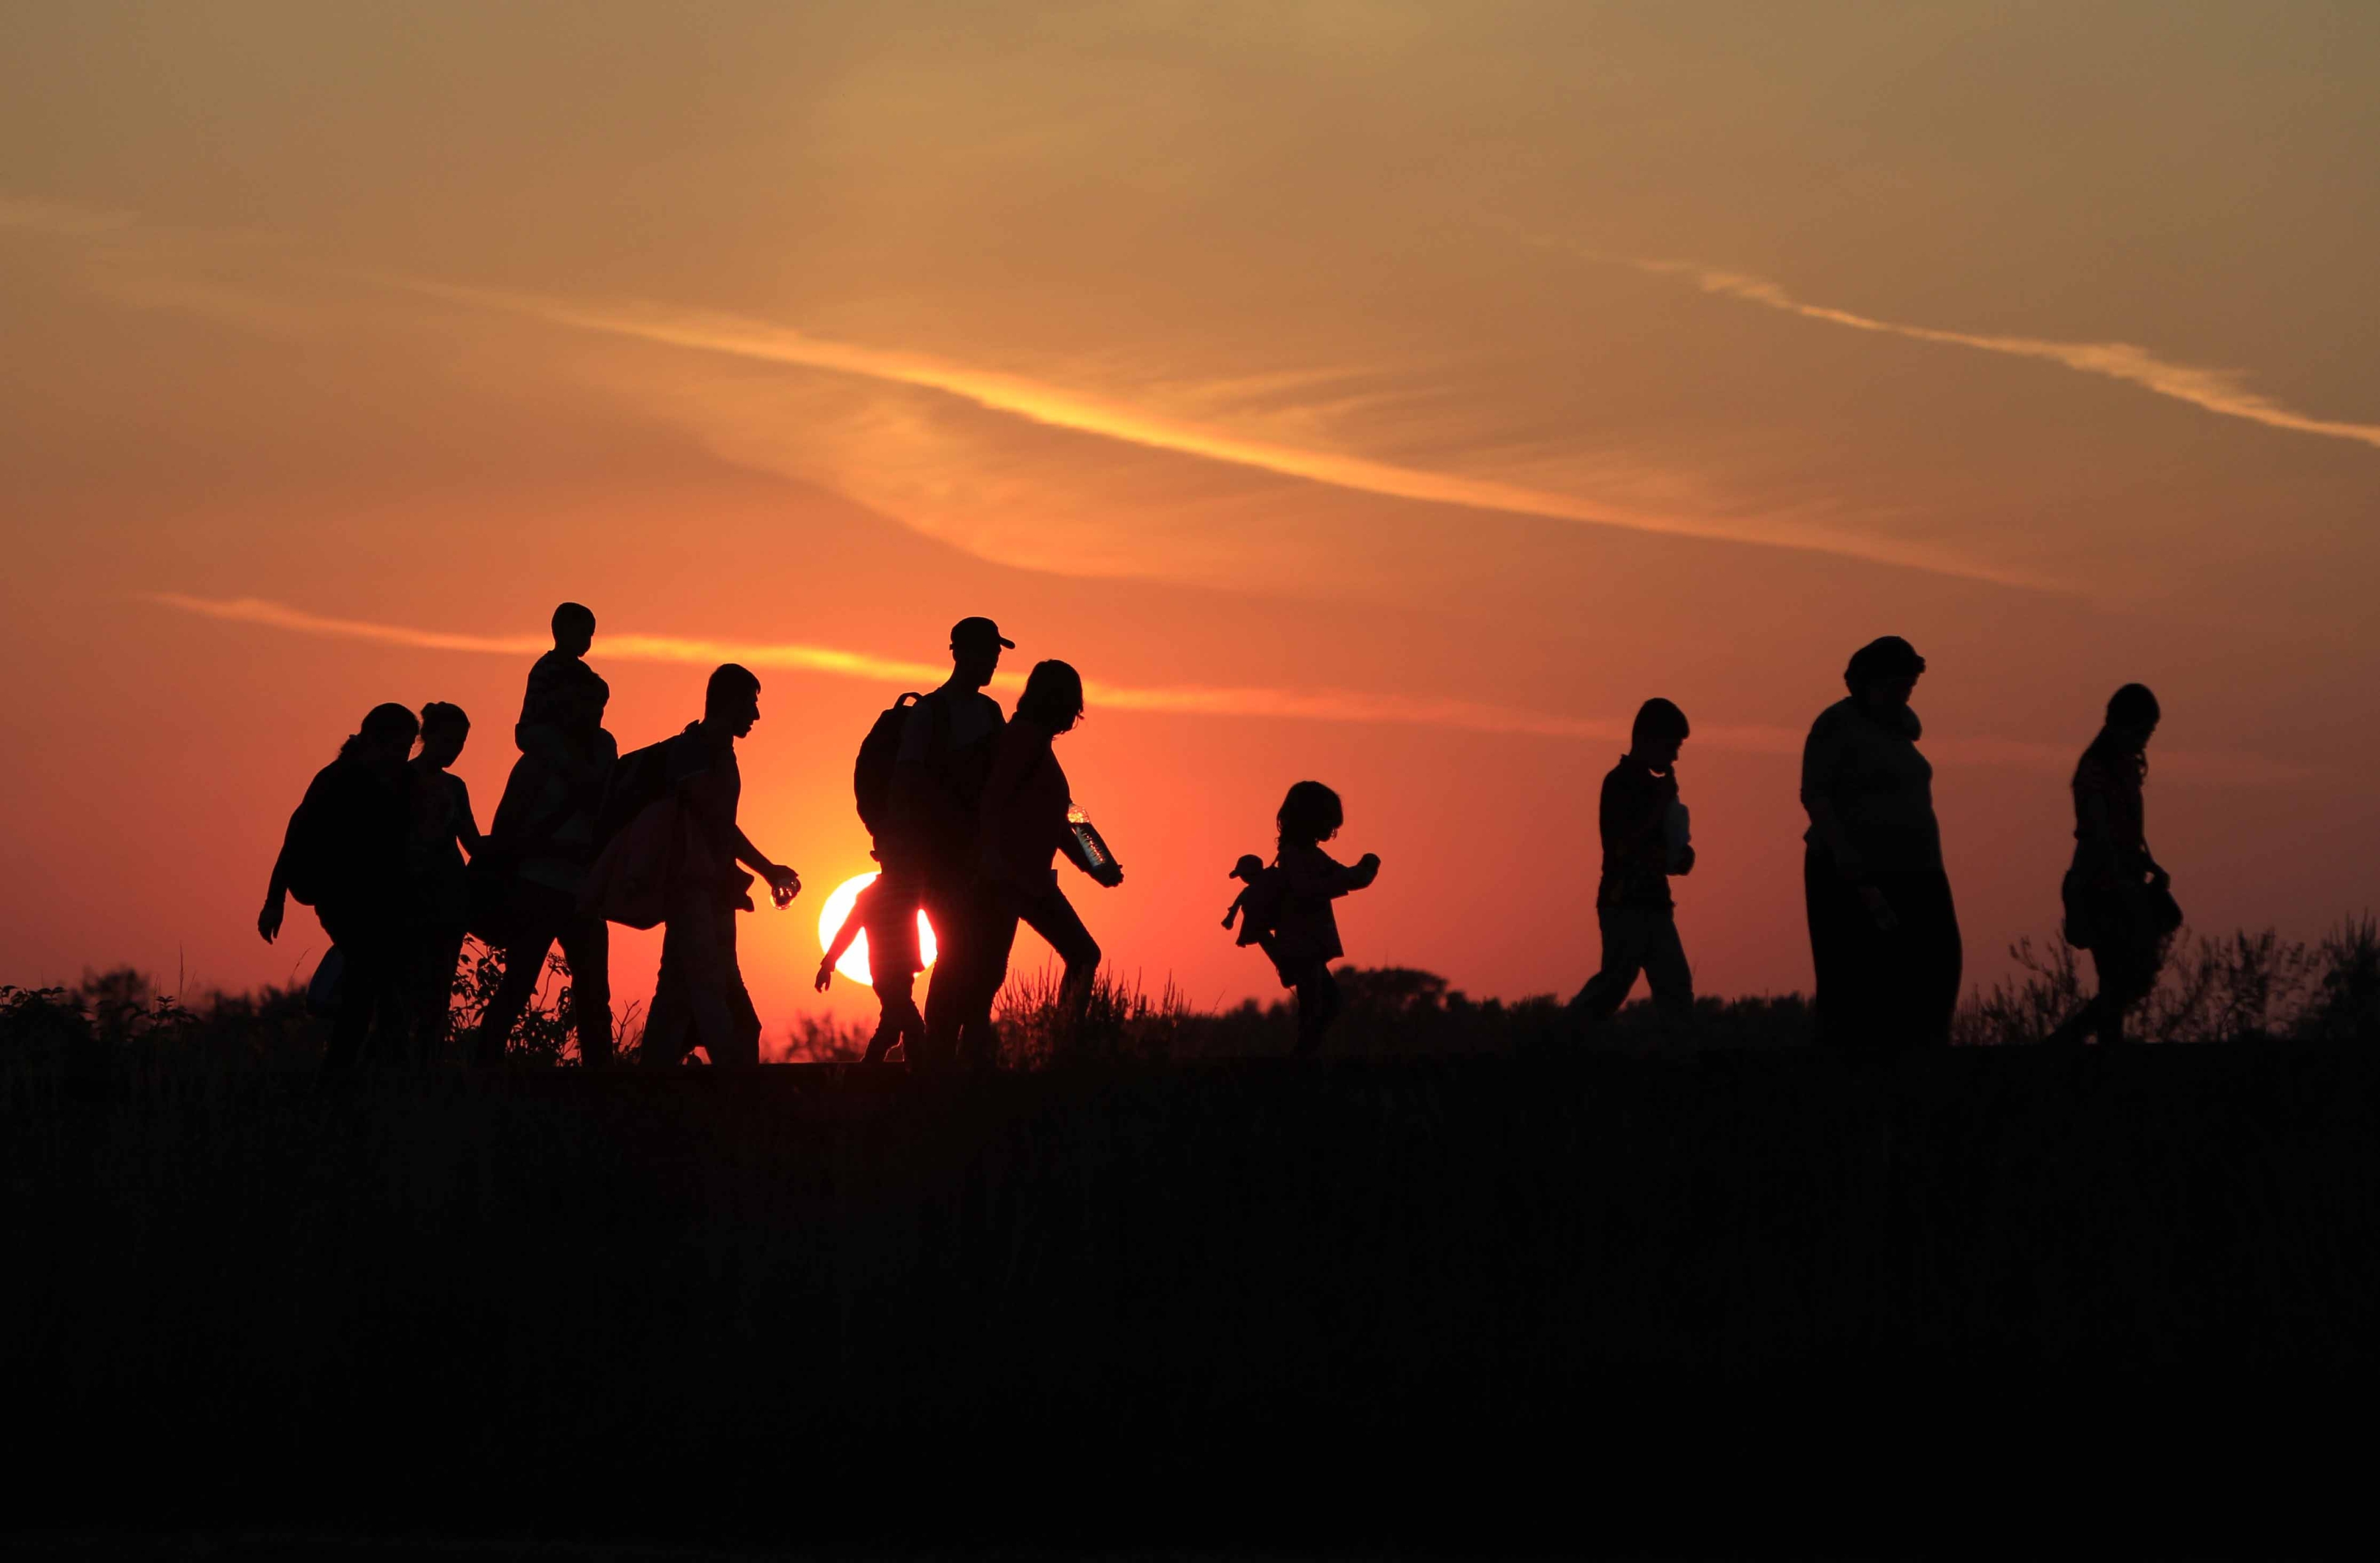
[399,279,2047,588]
[149,592,1645,746]
[151,594,2300,781]
[1638,260,2380,452]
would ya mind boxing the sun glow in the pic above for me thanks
[816,871,937,988]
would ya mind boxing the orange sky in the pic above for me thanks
[5,3,2377,1037]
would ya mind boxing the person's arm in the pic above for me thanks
[1281,848,1377,899]
[452,778,483,858]
[258,776,325,942]
[259,820,296,942]
[816,905,863,989]
[730,826,801,906]
[1799,719,1864,877]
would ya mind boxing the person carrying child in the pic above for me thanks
[518,602,608,774]
[816,869,926,1064]
[1261,781,1381,1057]
[1569,698,1697,1043]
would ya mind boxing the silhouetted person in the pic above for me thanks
[978,661,1124,1041]
[1802,636,1962,1061]
[518,601,608,774]
[405,701,481,1063]
[2049,684,2177,1046]
[1570,698,1696,1042]
[816,869,926,1064]
[481,673,617,1065]
[888,617,1012,1070]
[1269,780,1381,1057]
[640,664,801,1068]
[259,702,420,1071]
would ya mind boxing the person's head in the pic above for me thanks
[340,702,420,766]
[552,602,596,658]
[1844,635,1926,712]
[1277,780,1345,850]
[949,616,1013,691]
[417,701,470,768]
[705,662,762,738]
[1630,698,1690,770]
[1016,659,1086,735]
[2102,682,2161,752]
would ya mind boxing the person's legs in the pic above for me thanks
[555,912,614,1065]
[918,877,973,1072]
[1570,907,1649,1029]
[1639,910,1695,1029]
[1805,849,1870,1059]
[410,924,467,1064]
[480,924,559,1067]
[1892,870,1962,1052]
[1017,884,1101,1029]
[656,901,750,1066]
[317,913,383,1072]
[641,910,695,1067]
[2075,936,2159,1045]
[713,908,762,1067]
[1294,963,1342,1057]
[957,890,1020,1070]
[863,971,921,1064]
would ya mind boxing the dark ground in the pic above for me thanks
[6,1047,2375,1557]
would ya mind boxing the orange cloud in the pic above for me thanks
[1637,259,2380,452]
[400,279,2051,589]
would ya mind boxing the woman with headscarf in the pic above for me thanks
[1800,636,1962,1059]
[259,701,421,1070]
[976,660,1123,1048]
[2048,684,2176,1045]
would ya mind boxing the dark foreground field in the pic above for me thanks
[7,1047,2376,1556]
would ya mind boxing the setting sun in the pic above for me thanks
[817,872,937,988]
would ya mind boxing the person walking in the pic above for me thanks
[816,871,927,1064]
[1269,780,1381,1058]
[888,617,1012,1070]
[639,664,801,1068]
[1800,636,1962,1061]
[259,702,420,1071]
[481,674,617,1064]
[405,701,481,1062]
[978,661,1123,1045]
[1570,698,1697,1044]
[2047,684,2178,1046]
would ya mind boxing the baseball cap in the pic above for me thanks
[950,616,1015,650]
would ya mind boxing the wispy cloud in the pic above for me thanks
[150,592,1644,745]
[1636,259,2380,452]
[150,593,2299,781]
[399,279,2049,588]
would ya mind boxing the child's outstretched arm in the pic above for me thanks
[818,912,865,989]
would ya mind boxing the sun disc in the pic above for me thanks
[817,871,936,988]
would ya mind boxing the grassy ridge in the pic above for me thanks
[5,1043,2375,1550]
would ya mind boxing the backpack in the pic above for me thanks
[595,737,677,852]
[853,692,924,840]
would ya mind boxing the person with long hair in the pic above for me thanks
[259,701,420,1070]
[1800,637,1962,1061]
[1270,780,1381,1057]
[977,660,1123,1047]
[2048,684,2176,1045]
[405,701,481,1062]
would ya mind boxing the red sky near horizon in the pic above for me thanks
[5,3,2378,1042]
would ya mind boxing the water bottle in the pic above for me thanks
[1068,803,1119,882]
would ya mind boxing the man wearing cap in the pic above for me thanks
[888,616,1013,1069]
